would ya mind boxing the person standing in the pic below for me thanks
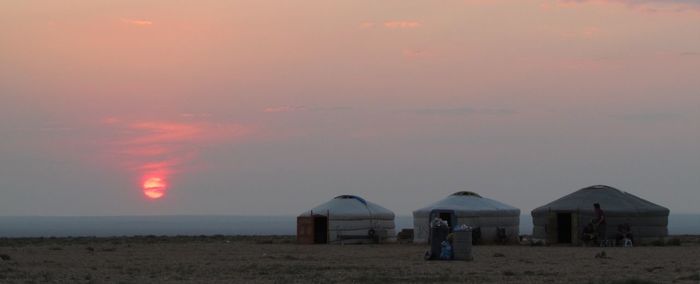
[593,203,607,246]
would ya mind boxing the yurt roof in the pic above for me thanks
[531,185,669,216]
[413,191,520,217]
[299,195,395,220]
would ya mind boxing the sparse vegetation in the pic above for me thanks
[666,238,681,246]
[648,238,682,247]
[0,236,696,283]
[255,239,274,244]
[607,278,661,284]
[675,272,700,282]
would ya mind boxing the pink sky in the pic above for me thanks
[0,0,698,215]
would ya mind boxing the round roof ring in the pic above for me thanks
[334,195,368,205]
[451,191,482,197]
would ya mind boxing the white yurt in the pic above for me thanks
[413,191,520,244]
[297,195,396,244]
[531,185,669,245]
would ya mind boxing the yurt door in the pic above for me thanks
[313,215,329,244]
[557,212,572,243]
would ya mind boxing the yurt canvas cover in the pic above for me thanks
[413,191,520,244]
[531,185,669,245]
[297,195,396,244]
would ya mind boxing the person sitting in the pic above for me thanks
[581,222,597,246]
[440,234,454,260]
[496,227,508,245]
[615,223,634,247]
[471,227,482,245]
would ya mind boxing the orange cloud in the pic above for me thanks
[383,20,421,29]
[121,18,153,26]
[360,21,376,29]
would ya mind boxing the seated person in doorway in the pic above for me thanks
[471,227,482,245]
[581,222,597,246]
[615,223,634,247]
[496,227,508,245]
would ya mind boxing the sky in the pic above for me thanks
[1,0,698,216]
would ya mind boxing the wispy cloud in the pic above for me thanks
[121,18,153,26]
[125,121,203,146]
[557,26,603,39]
[311,106,352,112]
[360,20,422,30]
[556,0,700,13]
[180,113,213,118]
[611,112,684,123]
[402,49,430,58]
[264,106,308,113]
[263,106,350,113]
[360,21,376,29]
[102,117,248,196]
[401,107,516,116]
[383,20,421,29]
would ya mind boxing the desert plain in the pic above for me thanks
[0,235,699,283]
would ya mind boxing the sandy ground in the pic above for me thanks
[0,236,699,283]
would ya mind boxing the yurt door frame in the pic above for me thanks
[547,211,580,244]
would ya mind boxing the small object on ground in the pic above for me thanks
[86,247,95,252]
[493,253,505,257]
[594,251,610,259]
[645,266,664,272]
[397,229,414,243]
[0,254,11,261]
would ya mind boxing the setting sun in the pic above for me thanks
[142,177,167,199]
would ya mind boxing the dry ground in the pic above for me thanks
[0,236,699,283]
